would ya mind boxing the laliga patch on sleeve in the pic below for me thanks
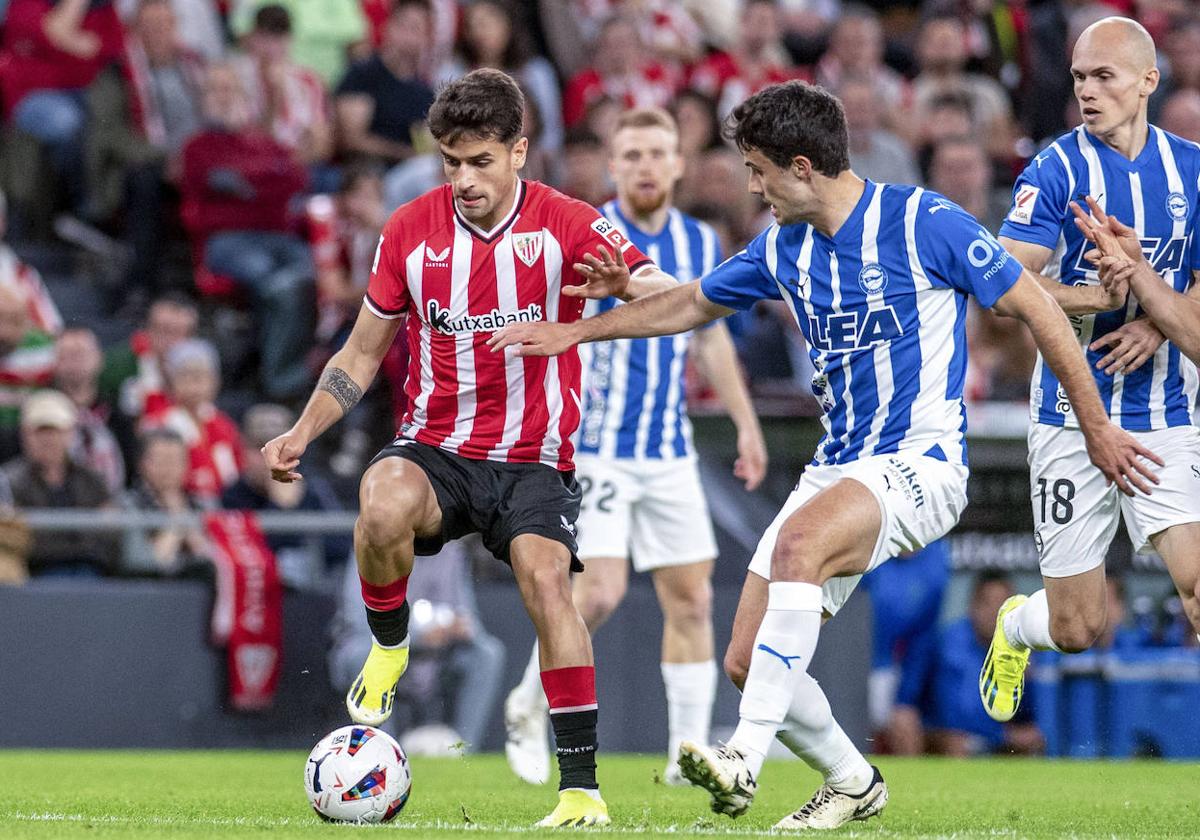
[590,217,627,248]
[1007,185,1040,225]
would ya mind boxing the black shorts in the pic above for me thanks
[370,439,583,571]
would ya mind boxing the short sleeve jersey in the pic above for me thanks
[701,181,1022,467]
[365,179,652,470]
[576,202,724,461]
[999,125,1200,430]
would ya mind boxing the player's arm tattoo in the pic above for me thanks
[318,367,363,416]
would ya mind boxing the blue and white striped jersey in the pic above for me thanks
[576,202,723,460]
[701,180,1022,467]
[999,125,1200,430]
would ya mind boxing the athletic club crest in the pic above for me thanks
[512,231,544,267]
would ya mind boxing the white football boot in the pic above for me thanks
[773,766,888,830]
[503,687,550,785]
[677,741,758,818]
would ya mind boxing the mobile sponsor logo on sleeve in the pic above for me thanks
[1007,185,1040,225]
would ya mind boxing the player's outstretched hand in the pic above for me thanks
[734,427,767,491]
[1089,317,1165,375]
[488,321,579,357]
[1083,422,1163,497]
[262,430,307,483]
[565,244,630,300]
[1071,196,1143,263]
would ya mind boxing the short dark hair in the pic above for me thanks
[390,0,433,18]
[723,81,850,177]
[427,68,525,145]
[138,428,187,459]
[253,4,291,34]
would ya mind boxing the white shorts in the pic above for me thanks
[574,455,718,571]
[1028,424,1200,577]
[747,452,968,616]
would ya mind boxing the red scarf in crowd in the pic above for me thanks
[206,510,283,712]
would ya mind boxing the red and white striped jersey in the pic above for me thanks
[364,179,652,471]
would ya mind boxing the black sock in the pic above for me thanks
[550,708,598,790]
[364,601,410,647]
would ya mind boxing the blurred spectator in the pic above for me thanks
[0,0,125,211]
[671,91,722,211]
[965,300,1036,403]
[815,4,909,136]
[927,137,1007,233]
[334,0,436,165]
[839,75,921,186]
[91,0,205,299]
[124,0,206,157]
[0,285,55,459]
[1150,18,1200,123]
[519,90,558,185]
[541,0,702,78]
[927,572,1044,757]
[439,0,563,152]
[222,402,350,577]
[306,166,386,353]
[329,541,506,753]
[362,0,458,75]
[687,0,806,122]
[559,129,611,207]
[562,16,679,128]
[690,146,769,247]
[4,389,115,576]
[232,4,333,165]
[99,293,197,438]
[914,92,976,177]
[116,0,227,60]
[862,540,950,756]
[141,339,244,503]
[922,0,1025,82]
[912,15,1017,165]
[54,328,125,494]
[0,190,64,335]
[1159,89,1200,144]
[121,428,210,575]
[180,63,315,399]
[231,0,367,86]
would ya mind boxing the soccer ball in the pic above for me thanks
[304,725,412,823]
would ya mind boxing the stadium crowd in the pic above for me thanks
[0,0,1199,756]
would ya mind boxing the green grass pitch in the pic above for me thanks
[2,751,1197,838]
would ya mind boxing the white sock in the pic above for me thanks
[661,660,717,764]
[728,581,823,779]
[513,641,549,711]
[776,672,874,794]
[1003,589,1062,651]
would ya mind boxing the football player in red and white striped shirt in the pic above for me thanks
[261,68,679,827]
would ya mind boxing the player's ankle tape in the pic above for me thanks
[365,601,410,647]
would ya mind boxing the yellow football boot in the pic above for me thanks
[979,594,1031,722]
[345,640,409,726]
[535,789,611,828]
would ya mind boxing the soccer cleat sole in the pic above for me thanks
[677,743,751,818]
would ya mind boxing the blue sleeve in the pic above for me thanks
[918,194,1023,308]
[998,149,1071,249]
[699,227,783,311]
[894,620,939,710]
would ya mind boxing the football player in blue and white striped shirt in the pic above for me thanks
[984,17,1200,726]
[490,80,1155,829]
[502,107,768,789]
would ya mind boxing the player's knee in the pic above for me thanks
[1050,614,1103,653]
[770,529,824,582]
[723,645,750,690]
[521,562,573,613]
[664,580,712,630]
[577,581,625,624]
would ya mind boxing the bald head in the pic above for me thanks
[1074,17,1156,75]
[1071,16,1159,142]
